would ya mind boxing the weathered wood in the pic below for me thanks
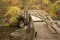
[30,11,60,33]
[39,14,60,33]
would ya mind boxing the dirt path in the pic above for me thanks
[33,22,60,40]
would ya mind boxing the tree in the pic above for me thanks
[50,0,60,20]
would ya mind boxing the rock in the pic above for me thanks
[9,25,35,40]
[9,27,28,40]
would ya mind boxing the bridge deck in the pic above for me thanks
[34,22,60,40]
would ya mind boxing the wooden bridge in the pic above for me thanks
[20,10,60,40]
